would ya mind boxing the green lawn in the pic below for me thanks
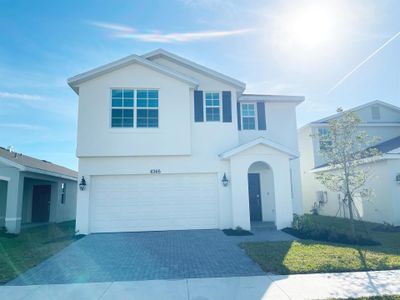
[337,296,400,300]
[241,215,400,274]
[0,221,77,284]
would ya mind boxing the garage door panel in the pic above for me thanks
[90,173,219,232]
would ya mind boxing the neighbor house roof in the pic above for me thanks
[310,100,400,124]
[142,49,246,91]
[219,137,298,159]
[239,94,304,104]
[313,135,400,170]
[0,147,78,180]
[370,136,400,154]
[68,53,199,94]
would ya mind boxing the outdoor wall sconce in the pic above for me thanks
[79,176,87,191]
[396,174,400,184]
[222,173,229,187]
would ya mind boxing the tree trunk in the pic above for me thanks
[347,193,356,238]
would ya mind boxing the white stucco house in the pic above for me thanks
[299,100,400,225]
[0,147,78,233]
[68,49,304,235]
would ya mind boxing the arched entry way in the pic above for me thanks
[248,161,275,224]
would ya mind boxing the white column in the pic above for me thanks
[5,170,24,234]
[230,158,251,230]
[290,158,304,215]
[272,157,294,230]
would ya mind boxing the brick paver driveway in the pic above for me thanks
[8,228,294,285]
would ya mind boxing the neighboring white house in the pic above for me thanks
[299,100,400,225]
[68,49,304,235]
[0,147,78,233]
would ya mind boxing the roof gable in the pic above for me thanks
[311,100,400,124]
[219,137,298,159]
[142,49,246,91]
[68,54,199,94]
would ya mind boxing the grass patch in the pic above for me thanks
[241,215,400,274]
[223,228,253,236]
[0,221,78,284]
[335,296,400,300]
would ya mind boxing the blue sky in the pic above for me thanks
[0,0,399,170]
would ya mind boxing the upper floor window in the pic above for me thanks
[241,103,256,130]
[137,90,159,128]
[318,128,332,150]
[204,92,220,121]
[111,89,134,128]
[111,89,158,128]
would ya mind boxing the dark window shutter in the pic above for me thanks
[257,101,266,130]
[237,102,241,130]
[194,90,204,122]
[222,91,232,122]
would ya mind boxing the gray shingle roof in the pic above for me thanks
[371,135,400,153]
[314,135,400,169]
[0,147,77,179]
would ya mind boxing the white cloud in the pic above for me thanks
[88,19,252,43]
[115,29,252,43]
[0,91,45,101]
[88,21,136,32]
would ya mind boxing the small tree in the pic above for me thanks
[315,108,381,237]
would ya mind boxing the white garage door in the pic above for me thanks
[90,173,219,233]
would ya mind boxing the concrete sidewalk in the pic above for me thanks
[1,270,399,300]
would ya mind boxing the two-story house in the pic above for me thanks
[68,49,304,235]
[299,100,400,225]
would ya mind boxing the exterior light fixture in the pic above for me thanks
[222,173,229,187]
[396,174,400,184]
[79,176,87,191]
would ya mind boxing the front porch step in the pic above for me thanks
[251,221,276,230]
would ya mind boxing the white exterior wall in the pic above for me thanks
[77,63,192,157]
[75,55,303,234]
[0,180,7,226]
[299,102,400,224]
[388,159,400,225]
[229,145,293,230]
[248,162,275,222]
[307,159,400,225]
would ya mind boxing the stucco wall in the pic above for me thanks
[303,159,400,225]
[77,63,192,157]
[248,162,275,222]
[75,56,303,234]
[20,177,77,224]
[0,180,7,226]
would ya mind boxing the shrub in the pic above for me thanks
[286,214,380,246]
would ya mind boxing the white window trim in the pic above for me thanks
[110,88,160,129]
[241,102,258,130]
[203,91,222,122]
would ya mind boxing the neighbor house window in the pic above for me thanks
[137,89,159,128]
[111,89,134,127]
[61,182,66,204]
[371,105,380,120]
[205,92,220,121]
[318,128,332,150]
[241,103,256,130]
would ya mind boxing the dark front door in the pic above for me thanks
[32,185,51,222]
[248,173,262,221]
